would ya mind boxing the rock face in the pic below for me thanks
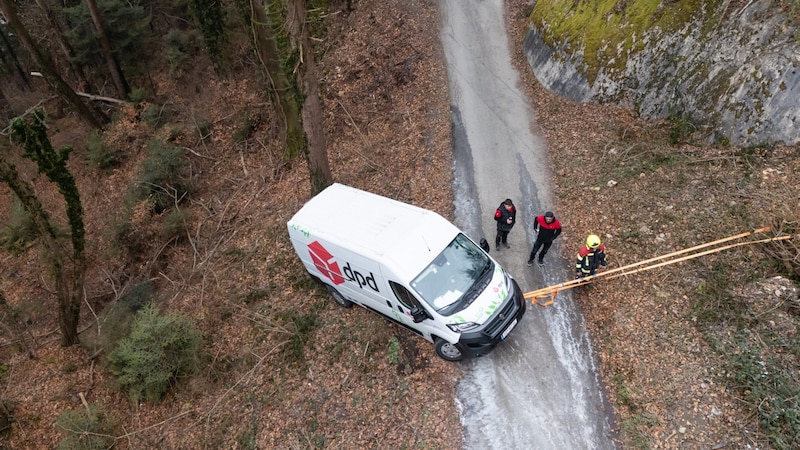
[524,0,799,146]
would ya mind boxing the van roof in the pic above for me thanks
[288,183,460,281]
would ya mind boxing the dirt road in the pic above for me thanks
[439,0,617,447]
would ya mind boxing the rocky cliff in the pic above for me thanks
[524,0,799,146]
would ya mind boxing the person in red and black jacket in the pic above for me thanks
[527,211,562,266]
[494,198,516,250]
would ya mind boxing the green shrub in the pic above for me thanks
[85,130,120,170]
[163,122,185,141]
[134,139,191,212]
[240,288,269,304]
[0,197,37,253]
[56,405,116,450]
[165,29,190,74]
[61,0,152,71]
[725,333,800,448]
[0,399,12,438]
[237,422,258,450]
[108,213,136,255]
[387,337,400,365]
[620,412,659,450]
[232,113,257,145]
[128,87,147,103]
[0,362,8,381]
[108,304,203,403]
[667,113,697,145]
[188,0,228,69]
[277,308,321,366]
[120,281,153,312]
[193,114,212,140]
[141,104,168,129]
[87,281,154,356]
[161,207,188,241]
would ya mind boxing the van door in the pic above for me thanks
[317,256,411,332]
[388,281,444,342]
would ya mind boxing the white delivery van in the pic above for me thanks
[287,183,525,361]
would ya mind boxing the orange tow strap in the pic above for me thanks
[524,227,795,307]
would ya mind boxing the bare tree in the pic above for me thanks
[0,24,31,89]
[84,0,129,97]
[34,0,92,93]
[0,110,87,346]
[241,0,332,192]
[287,0,332,194]
[249,0,306,162]
[0,0,105,128]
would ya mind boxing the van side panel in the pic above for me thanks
[290,230,460,345]
[290,232,415,329]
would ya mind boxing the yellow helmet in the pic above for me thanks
[586,234,601,248]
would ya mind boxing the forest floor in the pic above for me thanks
[1,0,798,449]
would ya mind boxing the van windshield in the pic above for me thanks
[410,233,492,312]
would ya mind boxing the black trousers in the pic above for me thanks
[495,230,510,246]
[528,239,553,262]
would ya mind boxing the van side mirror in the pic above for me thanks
[410,306,429,323]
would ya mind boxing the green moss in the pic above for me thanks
[531,0,719,83]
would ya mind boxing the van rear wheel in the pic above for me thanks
[325,285,353,308]
[434,338,463,362]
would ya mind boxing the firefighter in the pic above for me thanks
[575,234,607,290]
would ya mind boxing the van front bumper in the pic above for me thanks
[457,279,526,358]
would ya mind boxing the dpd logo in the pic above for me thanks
[307,241,379,292]
[308,241,345,285]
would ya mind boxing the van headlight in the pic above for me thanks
[504,272,515,298]
[448,322,480,332]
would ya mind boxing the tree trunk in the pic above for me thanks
[0,86,13,122]
[1,111,87,347]
[251,0,305,162]
[85,0,129,97]
[0,0,105,128]
[190,0,228,74]
[0,159,80,346]
[34,0,93,93]
[0,23,31,89]
[288,0,332,194]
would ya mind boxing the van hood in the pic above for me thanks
[444,266,509,325]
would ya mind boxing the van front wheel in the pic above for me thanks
[434,338,463,362]
[325,285,353,308]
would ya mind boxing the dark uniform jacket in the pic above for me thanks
[494,204,516,232]
[534,215,562,243]
[576,244,607,276]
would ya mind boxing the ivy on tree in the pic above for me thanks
[0,109,87,346]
